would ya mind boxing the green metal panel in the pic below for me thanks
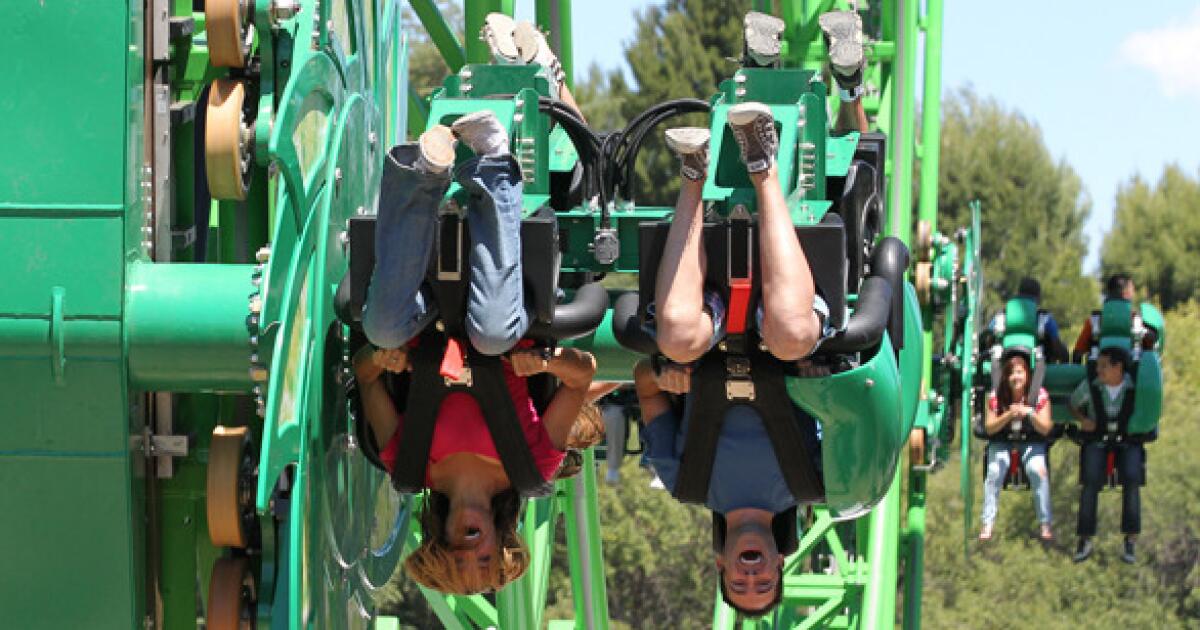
[0,2,129,206]
[0,357,126,453]
[898,283,924,437]
[0,216,125,317]
[787,334,902,518]
[0,457,138,630]
[1128,351,1162,434]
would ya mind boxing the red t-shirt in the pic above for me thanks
[987,387,1050,412]
[379,357,565,486]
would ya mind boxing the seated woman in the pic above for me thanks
[354,16,599,594]
[978,352,1054,541]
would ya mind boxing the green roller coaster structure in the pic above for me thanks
[0,1,982,629]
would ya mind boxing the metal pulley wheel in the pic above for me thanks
[915,262,932,306]
[207,425,257,549]
[206,79,253,201]
[916,220,933,262]
[206,0,252,68]
[909,428,926,468]
[207,556,257,630]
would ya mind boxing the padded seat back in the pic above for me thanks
[1098,299,1134,351]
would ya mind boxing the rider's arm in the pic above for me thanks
[982,394,1016,435]
[1068,381,1096,432]
[352,347,404,448]
[1073,317,1093,359]
[1030,390,1054,436]
[525,347,597,451]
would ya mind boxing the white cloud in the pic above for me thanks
[1118,7,1200,100]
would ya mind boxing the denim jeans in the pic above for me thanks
[981,441,1051,527]
[361,145,529,355]
[1076,441,1144,536]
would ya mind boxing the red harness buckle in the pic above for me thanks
[727,279,753,335]
[440,337,467,381]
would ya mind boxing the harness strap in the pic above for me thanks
[1027,349,1046,407]
[726,216,753,335]
[390,334,552,497]
[673,348,824,505]
[1085,361,1138,439]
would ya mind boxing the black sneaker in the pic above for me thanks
[1121,538,1136,564]
[818,10,865,92]
[1073,537,1094,563]
[726,102,777,174]
[664,127,710,181]
[743,11,785,68]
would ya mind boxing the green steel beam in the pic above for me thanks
[410,0,467,71]
[902,471,927,629]
[563,448,611,630]
[861,468,901,629]
[535,0,574,88]
[464,0,505,64]
[887,0,919,242]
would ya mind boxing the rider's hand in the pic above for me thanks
[372,347,409,374]
[656,363,692,395]
[509,348,551,377]
[1081,419,1097,433]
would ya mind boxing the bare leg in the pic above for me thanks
[654,177,712,363]
[558,83,586,123]
[752,166,820,359]
[835,96,869,134]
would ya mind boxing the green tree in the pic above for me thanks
[402,1,463,98]
[575,0,749,205]
[937,87,1094,326]
[1101,165,1200,310]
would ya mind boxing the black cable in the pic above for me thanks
[605,99,711,202]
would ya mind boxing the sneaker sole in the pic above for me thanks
[513,21,545,65]
[665,127,710,155]
[727,101,773,126]
[418,125,457,170]
[819,11,864,76]
[482,13,520,63]
[744,11,785,65]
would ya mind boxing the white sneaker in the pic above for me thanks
[481,13,520,64]
[450,110,509,157]
[648,474,665,490]
[415,125,456,173]
[664,127,710,181]
[605,469,621,486]
[514,21,566,95]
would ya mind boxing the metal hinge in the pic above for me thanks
[131,426,190,479]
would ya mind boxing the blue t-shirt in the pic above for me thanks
[642,397,822,515]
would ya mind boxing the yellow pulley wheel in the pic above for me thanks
[916,220,933,262]
[909,428,926,468]
[915,262,932,307]
[207,425,254,549]
[207,556,256,630]
[205,79,251,201]
[206,0,249,68]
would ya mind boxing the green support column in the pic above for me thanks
[410,0,467,72]
[902,471,927,629]
[917,0,945,419]
[861,468,901,629]
[465,0,505,64]
[535,0,574,88]
[564,448,611,630]
[887,0,919,241]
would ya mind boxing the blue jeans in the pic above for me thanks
[361,145,529,355]
[1077,441,1143,536]
[981,441,1051,527]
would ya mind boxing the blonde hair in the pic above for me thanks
[565,401,606,450]
[403,491,530,595]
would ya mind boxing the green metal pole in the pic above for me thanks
[887,0,919,242]
[535,0,574,89]
[902,471,926,629]
[861,467,901,630]
[126,263,255,392]
[465,0,504,65]
[564,448,611,630]
[918,0,945,432]
[409,0,467,71]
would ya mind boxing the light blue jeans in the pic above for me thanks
[361,145,530,355]
[981,440,1052,527]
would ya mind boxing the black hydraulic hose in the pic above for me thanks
[609,99,711,201]
[610,291,660,355]
[621,102,711,201]
[539,98,607,208]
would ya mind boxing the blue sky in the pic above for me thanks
[550,1,1200,271]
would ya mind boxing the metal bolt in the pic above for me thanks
[435,320,445,332]
[256,246,271,263]
[250,366,269,382]
[718,341,728,352]
[865,378,875,388]
[249,296,262,313]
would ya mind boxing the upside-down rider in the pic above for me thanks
[352,15,603,595]
[634,9,870,618]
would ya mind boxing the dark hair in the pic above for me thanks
[1105,273,1133,300]
[1097,346,1130,373]
[1017,277,1042,302]
[995,352,1031,410]
[718,564,784,618]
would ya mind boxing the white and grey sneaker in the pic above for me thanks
[450,110,510,158]
[481,12,520,64]
[514,21,566,95]
[726,102,777,174]
[415,125,457,174]
[819,10,865,94]
[664,127,710,182]
[743,11,786,68]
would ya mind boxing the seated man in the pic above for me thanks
[1069,347,1145,564]
[1073,273,1157,360]
[633,360,820,617]
[355,16,600,595]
